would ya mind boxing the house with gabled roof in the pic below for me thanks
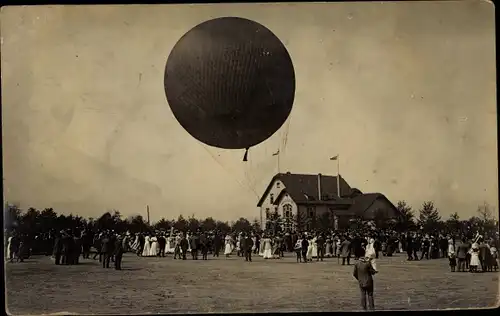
[256,172,400,231]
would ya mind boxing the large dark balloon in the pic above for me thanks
[164,17,295,150]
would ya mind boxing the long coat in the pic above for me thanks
[456,242,469,259]
[340,240,352,258]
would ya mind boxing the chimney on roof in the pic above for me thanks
[317,173,322,201]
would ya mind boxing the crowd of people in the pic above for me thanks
[5,226,500,272]
[4,226,500,312]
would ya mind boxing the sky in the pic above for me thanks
[1,2,497,222]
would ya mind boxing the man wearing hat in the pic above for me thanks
[241,232,254,262]
[53,231,63,265]
[353,251,378,310]
[340,235,352,265]
[101,232,114,268]
[190,231,200,260]
[179,232,189,260]
[114,233,125,270]
[199,230,209,260]
[157,233,166,258]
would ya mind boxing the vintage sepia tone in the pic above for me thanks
[1,1,498,314]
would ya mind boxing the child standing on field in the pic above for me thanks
[294,237,302,262]
[448,238,456,272]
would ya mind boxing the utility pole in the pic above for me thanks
[147,205,150,226]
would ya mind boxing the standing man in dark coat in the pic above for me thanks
[114,234,125,270]
[72,231,82,265]
[478,238,490,272]
[179,233,189,260]
[53,232,63,265]
[81,229,92,259]
[301,235,309,263]
[420,237,430,260]
[406,233,414,260]
[340,236,352,265]
[242,233,254,262]
[93,233,103,261]
[455,238,469,272]
[199,232,209,260]
[190,232,199,260]
[316,233,325,261]
[101,233,113,268]
[213,231,222,257]
[157,234,166,257]
[61,231,71,265]
[138,233,145,257]
[353,254,378,311]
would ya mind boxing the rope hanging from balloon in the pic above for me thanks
[200,144,260,200]
[243,147,249,162]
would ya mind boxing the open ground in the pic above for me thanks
[5,252,499,314]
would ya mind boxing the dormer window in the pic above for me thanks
[270,193,274,204]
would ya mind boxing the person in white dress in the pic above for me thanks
[6,236,13,261]
[224,235,233,257]
[365,238,378,272]
[259,235,265,257]
[262,235,273,259]
[165,235,174,254]
[186,233,192,253]
[142,235,151,257]
[469,242,481,272]
[306,236,314,261]
[150,235,159,257]
[311,236,318,259]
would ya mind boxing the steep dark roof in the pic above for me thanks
[257,172,353,207]
[348,193,399,218]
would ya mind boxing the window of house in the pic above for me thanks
[307,206,316,218]
[282,204,293,231]
[270,193,274,204]
[276,182,280,189]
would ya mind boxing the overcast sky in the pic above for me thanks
[2,2,497,222]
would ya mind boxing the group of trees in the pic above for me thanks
[392,200,498,235]
[3,203,261,236]
[3,200,499,236]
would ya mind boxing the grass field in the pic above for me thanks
[5,252,500,314]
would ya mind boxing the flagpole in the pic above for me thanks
[336,155,340,198]
[277,152,280,173]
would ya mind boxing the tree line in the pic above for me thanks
[3,200,498,236]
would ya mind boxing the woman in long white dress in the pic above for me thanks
[165,235,174,254]
[259,235,265,257]
[224,235,233,257]
[311,236,318,259]
[469,242,481,272]
[365,238,378,272]
[142,235,151,257]
[262,236,273,259]
[150,235,159,257]
[186,233,192,253]
[306,236,314,261]
[6,236,13,261]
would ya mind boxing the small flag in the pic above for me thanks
[272,150,280,156]
[330,155,338,160]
